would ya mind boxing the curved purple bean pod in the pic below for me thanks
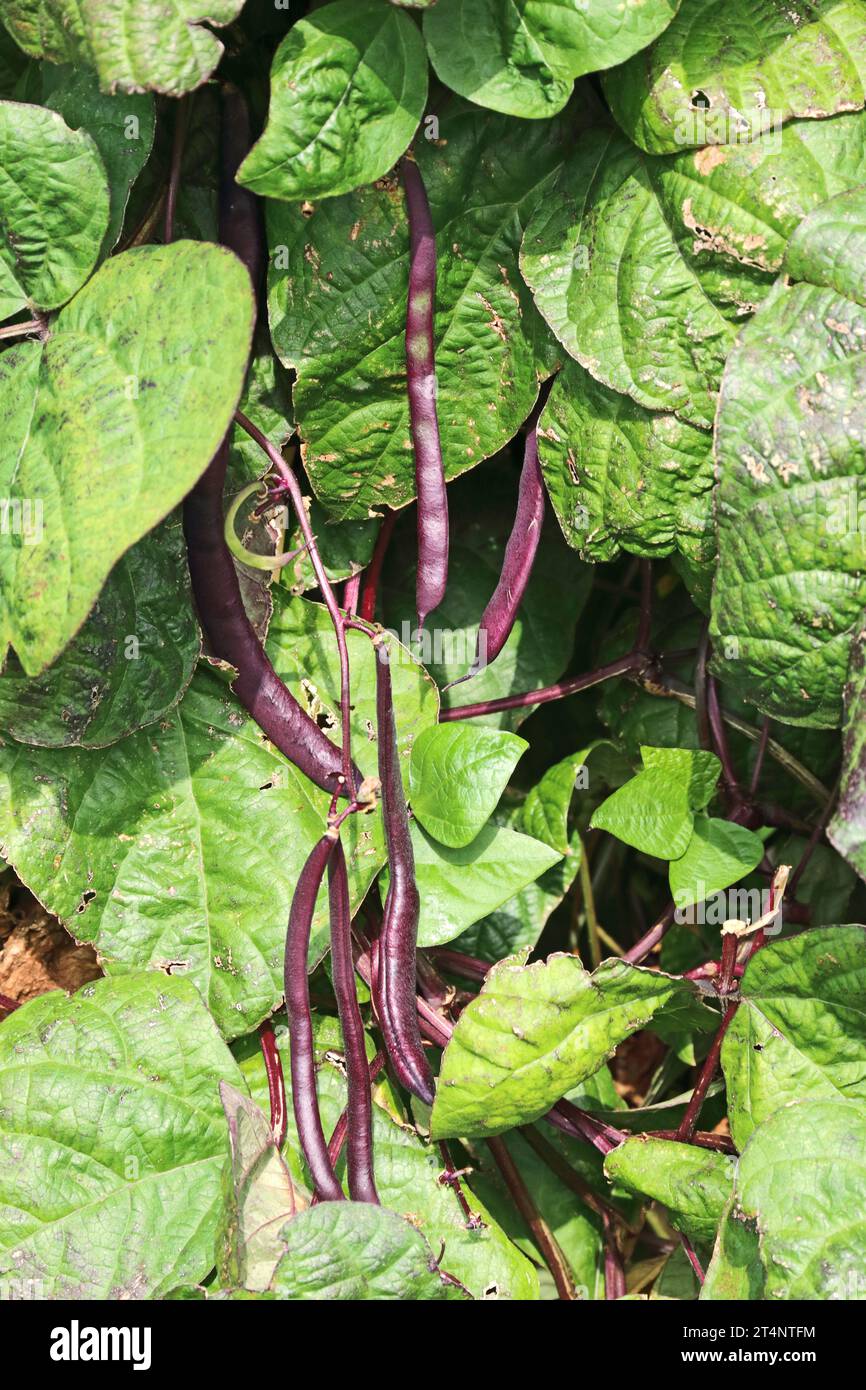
[285,829,345,1203]
[454,393,547,686]
[373,634,436,1106]
[402,156,448,629]
[328,840,379,1204]
[183,87,350,798]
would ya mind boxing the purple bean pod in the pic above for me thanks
[455,392,548,686]
[402,156,448,629]
[328,839,379,1204]
[183,87,350,798]
[373,634,436,1106]
[285,830,345,1203]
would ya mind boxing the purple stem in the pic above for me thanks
[604,1211,627,1300]
[622,902,676,966]
[486,1136,576,1301]
[328,840,379,1204]
[441,652,644,722]
[284,830,344,1202]
[680,1233,706,1285]
[402,157,448,629]
[328,1051,386,1166]
[359,511,397,623]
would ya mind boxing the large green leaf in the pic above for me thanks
[409,724,528,848]
[734,1098,866,1299]
[42,65,155,256]
[407,820,562,947]
[0,99,108,320]
[431,953,714,1138]
[238,0,427,202]
[423,0,680,119]
[710,187,866,726]
[0,973,245,1299]
[0,599,437,1039]
[454,826,582,961]
[722,926,866,1149]
[521,112,866,428]
[604,1138,733,1245]
[538,359,714,569]
[269,1202,459,1300]
[604,0,866,155]
[236,1018,539,1300]
[0,517,199,748]
[830,625,866,879]
[1,0,245,95]
[267,99,572,519]
[0,241,255,677]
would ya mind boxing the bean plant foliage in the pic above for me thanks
[1,0,866,1307]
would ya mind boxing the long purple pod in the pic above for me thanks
[328,840,379,1204]
[182,88,351,798]
[402,157,448,629]
[466,412,545,680]
[373,636,436,1105]
[285,830,345,1203]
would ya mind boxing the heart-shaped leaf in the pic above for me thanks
[591,746,720,860]
[238,0,428,202]
[409,724,528,848]
[0,241,255,676]
[668,816,764,910]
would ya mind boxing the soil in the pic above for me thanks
[0,871,101,1006]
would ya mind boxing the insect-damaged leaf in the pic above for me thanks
[604,0,866,155]
[267,98,574,519]
[430,953,713,1139]
[0,974,246,1298]
[1,0,245,96]
[710,186,866,726]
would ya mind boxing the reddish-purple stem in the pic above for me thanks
[680,1233,706,1285]
[546,1099,627,1155]
[359,511,397,623]
[604,1211,627,1300]
[622,902,676,966]
[373,634,435,1105]
[402,157,448,628]
[487,1136,576,1300]
[438,1140,484,1228]
[441,652,644,722]
[163,96,190,244]
[0,992,20,1015]
[284,830,344,1202]
[328,841,379,1204]
[428,946,490,984]
[342,572,361,617]
[258,1020,287,1150]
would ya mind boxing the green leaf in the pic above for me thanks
[520,113,866,428]
[218,1084,307,1294]
[700,1195,765,1301]
[722,926,866,1149]
[710,187,866,726]
[238,0,427,202]
[267,98,571,518]
[454,826,582,961]
[830,625,866,880]
[0,99,109,320]
[407,820,561,948]
[431,953,713,1138]
[538,359,714,570]
[1,0,245,96]
[604,1138,734,1246]
[591,746,719,860]
[0,241,255,677]
[236,1019,539,1300]
[409,724,528,848]
[42,65,155,257]
[423,0,679,120]
[0,597,436,1038]
[668,816,764,910]
[604,0,866,155]
[0,973,245,1299]
[269,1202,460,1300]
[734,1098,866,1300]
[519,743,611,854]
[0,516,199,748]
